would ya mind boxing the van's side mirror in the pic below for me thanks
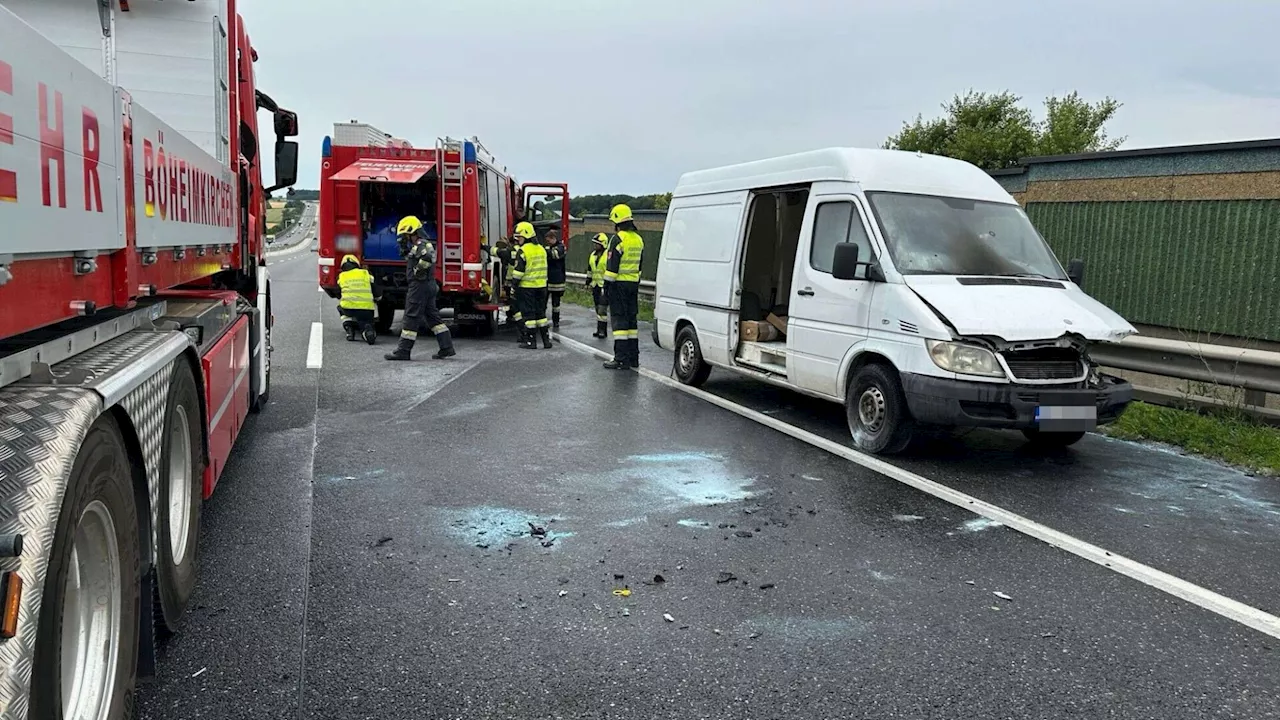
[832,243,861,280]
[268,140,299,193]
[1067,258,1085,288]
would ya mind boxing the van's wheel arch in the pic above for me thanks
[30,414,142,720]
[674,324,712,387]
[845,362,915,455]
[154,357,205,635]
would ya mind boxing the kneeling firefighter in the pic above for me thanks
[337,254,380,345]
[509,221,552,349]
[386,215,457,361]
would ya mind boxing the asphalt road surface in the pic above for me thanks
[138,255,1280,720]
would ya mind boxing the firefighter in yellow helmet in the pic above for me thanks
[586,232,610,338]
[509,221,552,349]
[603,204,644,369]
[386,215,456,361]
[336,254,380,345]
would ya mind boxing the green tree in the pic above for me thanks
[884,90,1124,170]
[653,192,672,210]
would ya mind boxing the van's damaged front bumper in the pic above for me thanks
[900,372,1134,431]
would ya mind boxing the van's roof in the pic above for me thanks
[673,148,1015,203]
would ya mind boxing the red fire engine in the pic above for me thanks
[0,2,297,718]
[318,122,570,333]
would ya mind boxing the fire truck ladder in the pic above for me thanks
[436,137,466,288]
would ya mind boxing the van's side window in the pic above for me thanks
[811,201,873,278]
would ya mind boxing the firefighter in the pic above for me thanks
[336,254,380,345]
[603,204,644,369]
[544,227,567,331]
[509,221,552,349]
[385,215,457,361]
[502,233,524,331]
[586,232,610,338]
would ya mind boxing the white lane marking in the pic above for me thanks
[554,332,1280,641]
[305,322,324,369]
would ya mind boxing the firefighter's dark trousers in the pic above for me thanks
[397,279,453,355]
[516,286,550,346]
[549,286,564,329]
[591,285,609,336]
[338,306,375,338]
[609,281,640,366]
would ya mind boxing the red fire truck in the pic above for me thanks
[318,122,570,334]
[0,2,297,718]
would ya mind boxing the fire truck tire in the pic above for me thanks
[30,414,141,720]
[154,358,204,634]
[478,310,498,337]
[376,300,396,335]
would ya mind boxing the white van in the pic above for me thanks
[653,148,1137,454]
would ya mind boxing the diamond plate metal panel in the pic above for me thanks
[0,386,103,720]
[117,362,174,565]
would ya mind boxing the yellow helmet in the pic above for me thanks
[514,221,536,240]
[591,232,609,247]
[397,215,423,237]
[609,204,633,225]
[340,254,361,267]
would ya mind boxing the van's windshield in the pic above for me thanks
[865,192,1066,279]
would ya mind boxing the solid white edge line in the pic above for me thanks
[305,321,324,369]
[554,331,1280,641]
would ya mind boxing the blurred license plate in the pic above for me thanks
[1035,405,1097,431]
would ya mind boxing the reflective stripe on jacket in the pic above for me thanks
[338,268,377,310]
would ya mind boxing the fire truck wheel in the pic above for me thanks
[478,311,498,337]
[30,414,141,720]
[154,358,204,634]
[376,300,396,335]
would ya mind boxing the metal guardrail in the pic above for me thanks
[565,271,1280,420]
[565,272,656,297]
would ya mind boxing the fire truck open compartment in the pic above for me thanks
[357,173,439,264]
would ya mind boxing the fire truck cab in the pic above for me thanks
[318,123,569,334]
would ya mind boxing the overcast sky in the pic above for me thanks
[240,0,1280,195]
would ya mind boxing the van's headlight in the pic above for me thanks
[925,340,1005,378]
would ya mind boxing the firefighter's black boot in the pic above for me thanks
[385,337,413,361]
[552,311,561,331]
[603,358,627,370]
[432,330,456,359]
[363,327,377,345]
[344,324,357,342]
[519,326,537,349]
[540,327,553,349]
[595,321,607,339]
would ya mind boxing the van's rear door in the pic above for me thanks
[659,192,749,365]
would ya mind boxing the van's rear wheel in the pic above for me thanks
[1021,428,1086,448]
[155,358,204,634]
[674,326,712,387]
[846,364,914,455]
[30,415,141,720]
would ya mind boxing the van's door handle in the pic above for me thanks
[797,288,815,297]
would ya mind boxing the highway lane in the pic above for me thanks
[138,256,1278,719]
[562,306,1280,619]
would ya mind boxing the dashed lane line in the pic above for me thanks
[305,321,324,369]
[554,331,1280,642]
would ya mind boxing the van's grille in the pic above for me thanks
[1001,347,1084,382]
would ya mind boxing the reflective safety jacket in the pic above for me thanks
[511,242,548,289]
[588,249,608,288]
[337,267,377,310]
[402,234,437,282]
[605,230,644,283]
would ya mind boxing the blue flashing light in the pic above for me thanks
[463,141,476,164]
[322,136,332,158]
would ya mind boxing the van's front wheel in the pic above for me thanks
[846,364,914,455]
[674,326,712,387]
